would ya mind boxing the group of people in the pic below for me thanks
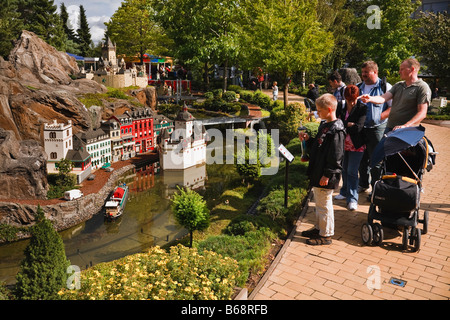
[299,58,432,246]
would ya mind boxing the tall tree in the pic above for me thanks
[17,0,67,51]
[239,0,334,107]
[76,5,92,57]
[0,0,24,59]
[15,205,70,300]
[352,0,420,77]
[155,0,242,90]
[415,11,450,89]
[106,0,171,65]
[59,2,76,42]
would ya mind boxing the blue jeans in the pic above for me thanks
[339,151,364,204]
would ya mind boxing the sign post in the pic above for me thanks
[278,144,294,208]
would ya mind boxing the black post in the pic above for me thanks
[284,160,289,208]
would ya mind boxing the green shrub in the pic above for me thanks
[197,228,276,286]
[58,245,240,300]
[212,89,223,99]
[227,85,242,93]
[204,91,214,100]
[223,91,237,102]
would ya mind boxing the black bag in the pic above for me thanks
[372,175,419,212]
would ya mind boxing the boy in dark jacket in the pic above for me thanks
[298,94,345,245]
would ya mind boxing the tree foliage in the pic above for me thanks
[415,11,450,88]
[15,205,70,300]
[0,0,23,59]
[353,0,420,77]
[171,187,210,247]
[17,0,67,51]
[106,0,171,65]
[238,0,334,106]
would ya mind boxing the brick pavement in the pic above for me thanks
[250,123,450,300]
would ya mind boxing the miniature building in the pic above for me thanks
[131,107,155,154]
[158,104,207,170]
[100,117,122,163]
[92,37,148,88]
[44,120,92,183]
[44,120,73,171]
[117,112,135,160]
[74,128,111,170]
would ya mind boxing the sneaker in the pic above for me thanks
[358,186,369,193]
[334,194,346,200]
[347,202,358,211]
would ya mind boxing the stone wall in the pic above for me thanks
[93,74,148,89]
[0,164,134,242]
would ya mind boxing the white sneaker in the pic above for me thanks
[347,202,358,211]
[334,194,346,200]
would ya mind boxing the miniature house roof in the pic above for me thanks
[176,104,194,121]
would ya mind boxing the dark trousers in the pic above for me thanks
[359,123,387,189]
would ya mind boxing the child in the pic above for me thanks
[298,94,345,245]
[272,81,278,101]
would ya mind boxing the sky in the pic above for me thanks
[54,0,122,44]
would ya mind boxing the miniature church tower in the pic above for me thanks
[102,37,117,67]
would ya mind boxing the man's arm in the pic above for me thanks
[360,91,393,105]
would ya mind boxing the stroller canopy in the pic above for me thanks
[370,126,425,167]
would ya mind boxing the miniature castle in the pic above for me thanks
[91,37,148,88]
[158,104,207,170]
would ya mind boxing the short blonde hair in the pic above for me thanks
[403,58,421,72]
[361,60,378,72]
[315,93,337,111]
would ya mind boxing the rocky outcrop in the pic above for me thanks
[0,128,48,200]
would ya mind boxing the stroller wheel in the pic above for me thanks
[421,211,429,235]
[372,223,384,246]
[361,223,373,245]
[412,228,421,252]
[402,227,409,251]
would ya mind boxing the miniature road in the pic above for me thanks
[250,92,450,300]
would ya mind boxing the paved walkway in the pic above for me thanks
[250,92,450,300]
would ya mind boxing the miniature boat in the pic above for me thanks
[104,183,128,220]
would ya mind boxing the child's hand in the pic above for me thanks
[319,176,329,187]
[298,132,309,141]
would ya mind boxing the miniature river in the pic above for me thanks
[0,161,238,285]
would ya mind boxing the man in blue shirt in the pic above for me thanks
[357,61,392,195]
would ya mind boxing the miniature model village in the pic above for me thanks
[45,37,207,187]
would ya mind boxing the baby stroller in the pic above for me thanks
[361,126,437,252]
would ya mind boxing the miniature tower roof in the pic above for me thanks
[176,103,194,121]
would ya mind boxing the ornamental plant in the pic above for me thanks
[58,245,240,300]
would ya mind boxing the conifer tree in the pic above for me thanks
[76,5,92,57]
[59,2,76,42]
[16,0,67,51]
[0,0,24,59]
[15,205,70,300]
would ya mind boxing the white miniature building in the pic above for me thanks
[74,128,112,170]
[44,120,73,172]
[43,120,92,183]
[158,105,207,170]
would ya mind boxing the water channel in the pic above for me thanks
[0,160,238,285]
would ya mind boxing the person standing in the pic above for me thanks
[298,94,345,245]
[328,71,346,118]
[360,58,431,132]
[334,85,367,211]
[272,81,279,101]
[357,61,392,195]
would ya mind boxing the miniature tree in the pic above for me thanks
[15,205,70,300]
[171,187,210,248]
